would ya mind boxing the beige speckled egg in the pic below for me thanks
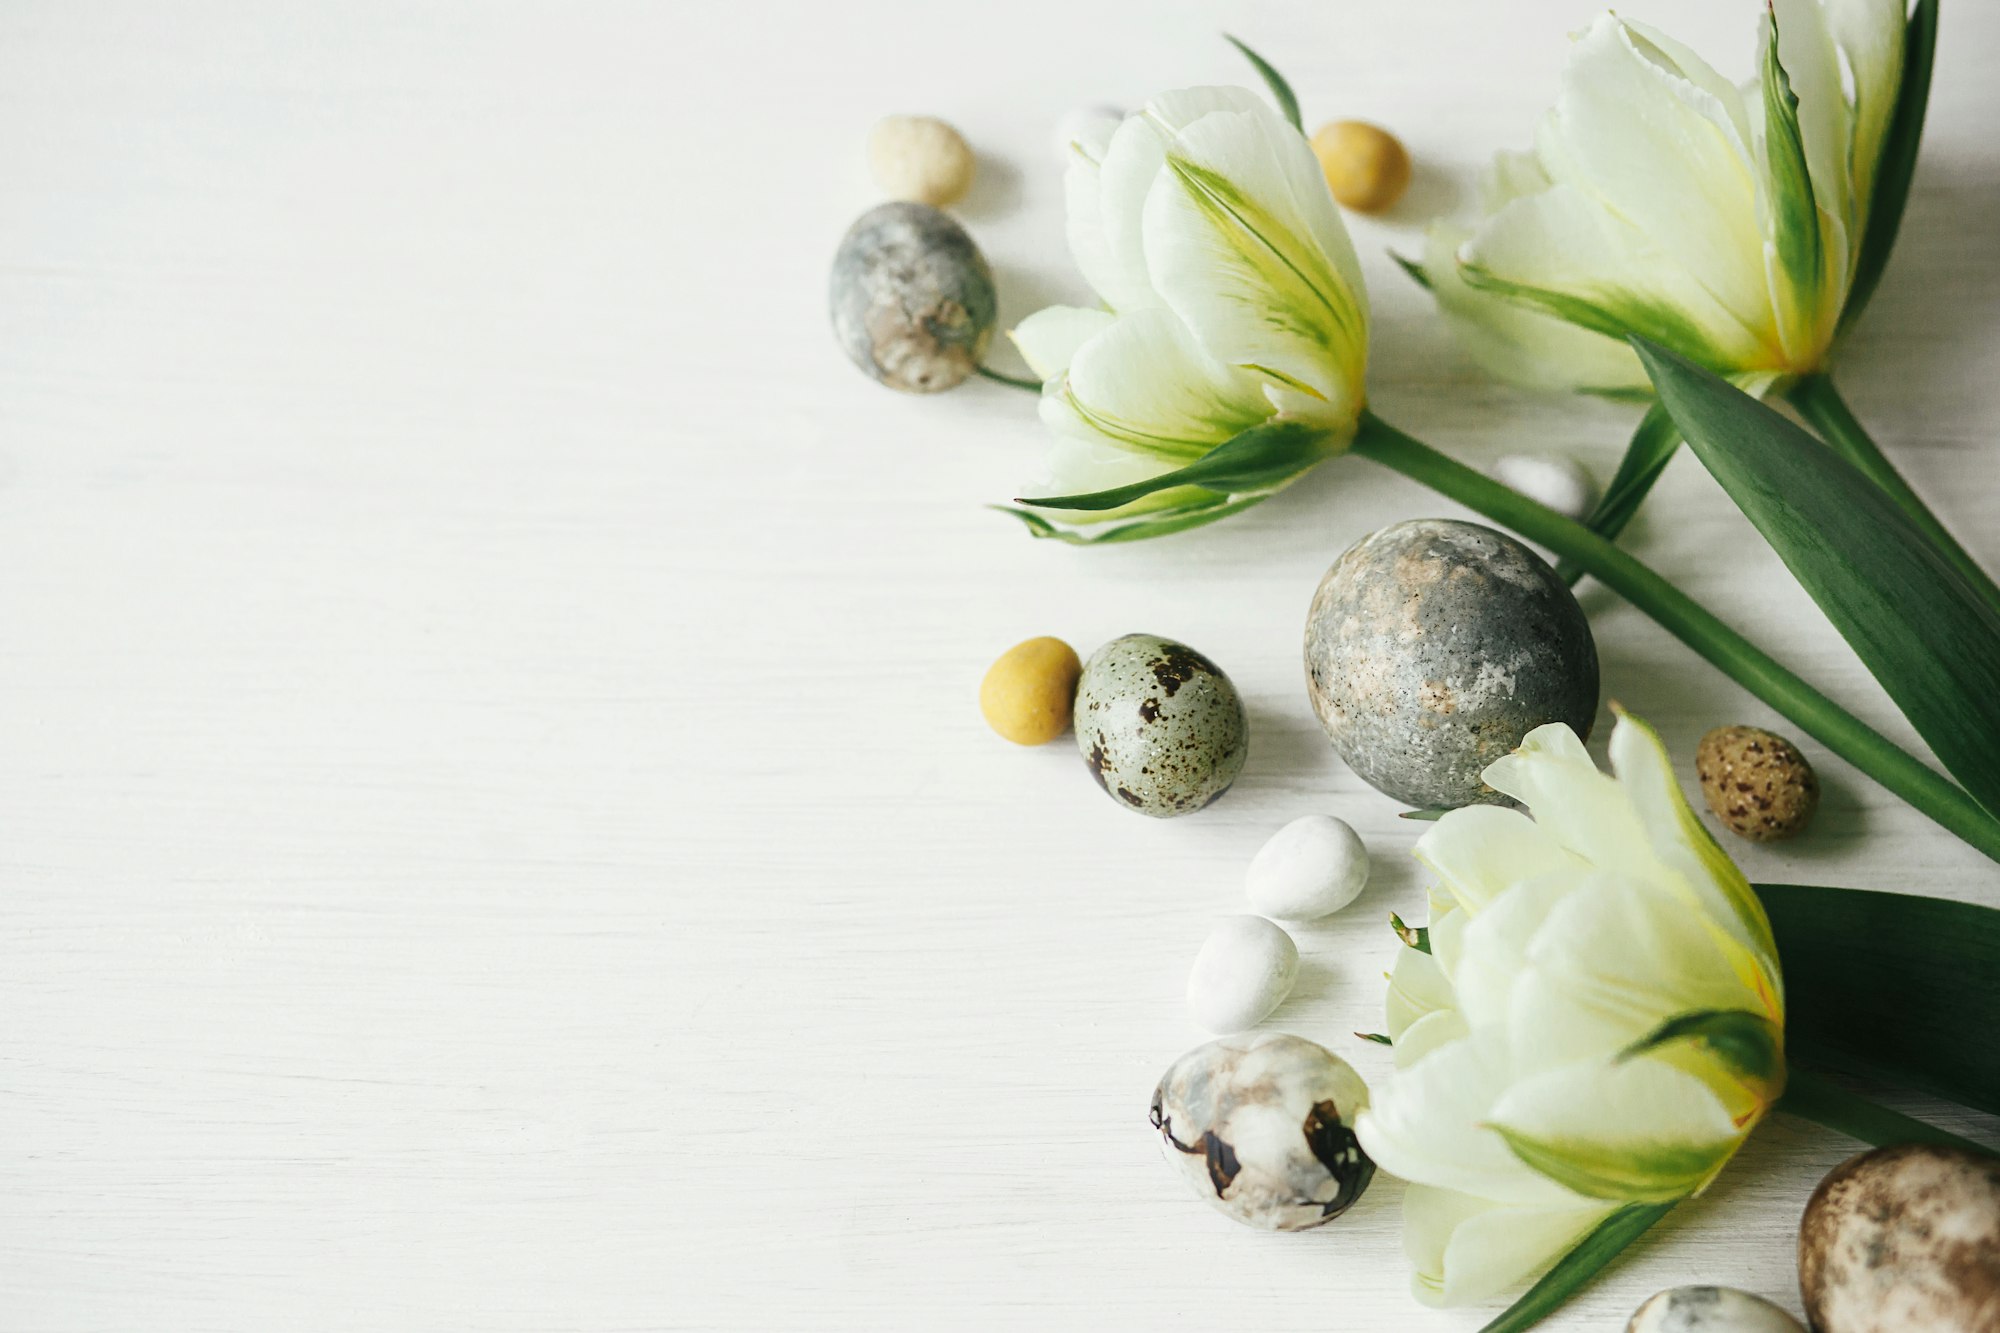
[1799,1143,2000,1332]
[1696,726,1819,842]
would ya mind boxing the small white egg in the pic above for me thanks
[867,114,976,207]
[1053,103,1124,161]
[1187,915,1298,1033]
[1246,815,1369,920]
[1491,452,1598,521]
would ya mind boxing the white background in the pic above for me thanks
[2,1,1997,1328]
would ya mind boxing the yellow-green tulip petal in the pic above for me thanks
[1019,427,1208,527]
[1142,104,1368,420]
[1422,217,1649,395]
[1488,1057,1744,1202]
[1056,306,1272,458]
[1538,15,1772,345]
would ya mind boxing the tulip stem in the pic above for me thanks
[1778,1066,1996,1158]
[975,364,1042,393]
[1787,373,2000,616]
[1350,411,2000,867]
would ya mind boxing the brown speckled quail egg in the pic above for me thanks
[1074,634,1247,818]
[1150,1031,1373,1230]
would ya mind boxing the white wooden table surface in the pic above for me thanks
[3,2,1997,1328]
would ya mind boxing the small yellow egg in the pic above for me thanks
[868,114,976,208]
[980,636,1081,746]
[1310,120,1412,214]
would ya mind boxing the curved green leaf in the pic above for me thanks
[1634,337,2000,819]
[1840,0,1938,336]
[1477,1202,1677,1333]
[1016,419,1336,512]
[1223,35,1301,131]
[1757,882,2000,1117]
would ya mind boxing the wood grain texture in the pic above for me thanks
[0,1,1996,1328]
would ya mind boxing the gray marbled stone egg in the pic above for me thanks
[1304,519,1598,809]
[1149,1032,1373,1230]
[1074,634,1247,818]
[1626,1287,1804,1333]
[829,201,995,393]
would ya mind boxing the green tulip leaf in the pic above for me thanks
[1223,35,1301,131]
[1841,0,1937,336]
[1477,1202,1677,1333]
[1757,882,2000,1117]
[1356,1032,1393,1047]
[1390,251,1431,291]
[1016,419,1336,512]
[1634,337,2000,819]
[991,494,1268,545]
[1389,913,1430,953]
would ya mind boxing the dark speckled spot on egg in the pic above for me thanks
[1073,634,1247,818]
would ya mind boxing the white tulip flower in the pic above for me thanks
[1005,86,1369,539]
[1420,0,1905,396]
[1355,713,1786,1307]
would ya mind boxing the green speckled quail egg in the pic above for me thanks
[1074,634,1248,817]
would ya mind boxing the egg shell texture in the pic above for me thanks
[1625,1285,1804,1332]
[1799,1143,2000,1333]
[829,202,995,393]
[1149,1032,1373,1231]
[1075,634,1247,818]
[1304,519,1598,809]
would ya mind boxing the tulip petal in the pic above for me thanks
[1385,943,1456,1039]
[1395,1007,1470,1071]
[1824,0,1905,218]
[1415,804,1583,915]
[1487,1057,1744,1202]
[1403,1184,1615,1307]
[1141,104,1368,420]
[1356,1030,1580,1205]
[1480,724,1657,881]
[1448,871,1589,1026]
[1422,216,1650,395]
[1009,306,1115,382]
[1769,0,1853,236]
[1607,713,1781,973]
[1063,139,1155,315]
[1088,87,1267,315]
[1019,427,1209,526]
[1055,307,1273,458]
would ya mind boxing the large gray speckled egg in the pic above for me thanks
[1304,519,1598,809]
[1074,634,1247,818]
[1149,1032,1373,1230]
[1626,1287,1804,1333]
[829,201,995,393]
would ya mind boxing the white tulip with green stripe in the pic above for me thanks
[1004,86,1369,542]
[1419,1,1906,396]
[1354,712,1785,1308]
